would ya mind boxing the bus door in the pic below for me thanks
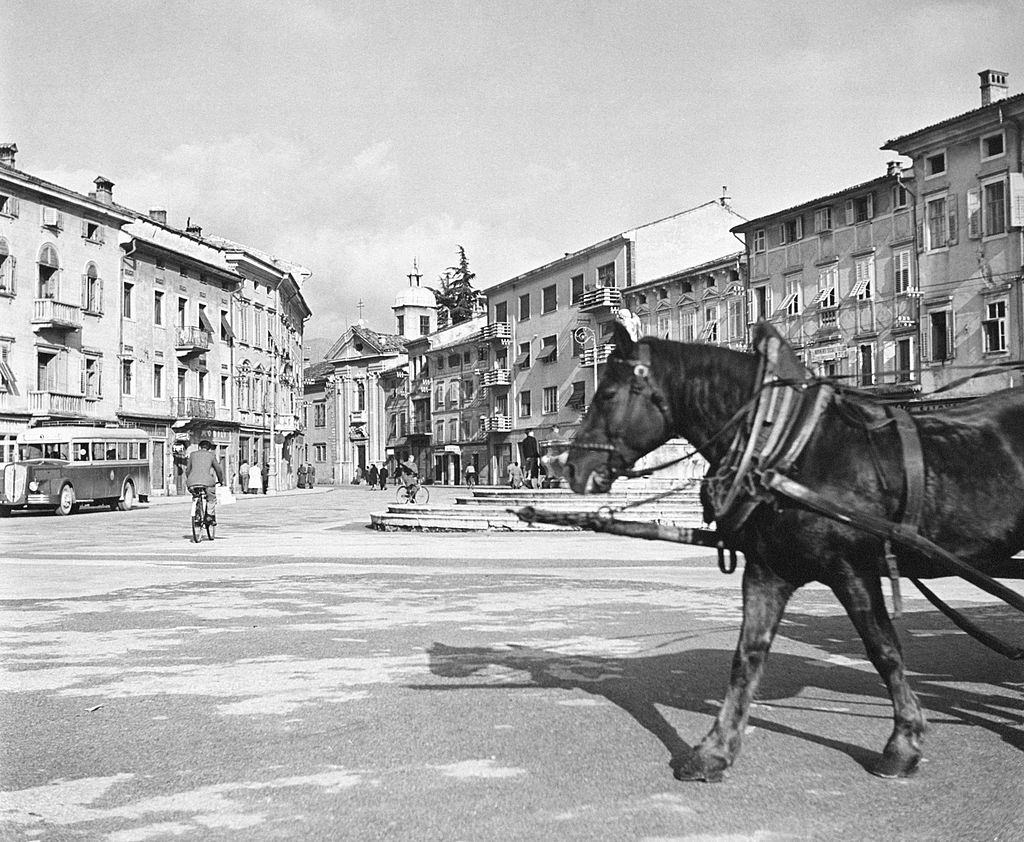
[151,440,165,491]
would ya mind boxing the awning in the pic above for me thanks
[0,358,19,397]
[220,314,235,343]
[514,352,530,367]
[198,308,215,334]
[536,345,557,363]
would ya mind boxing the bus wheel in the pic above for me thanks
[118,481,136,512]
[56,484,75,516]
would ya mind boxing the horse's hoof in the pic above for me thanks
[869,753,920,779]
[671,753,728,783]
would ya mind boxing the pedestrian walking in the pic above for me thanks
[464,462,477,487]
[378,463,388,490]
[307,463,316,487]
[261,461,270,494]
[238,459,250,494]
[367,463,379,489]
[520,429,540,489]
[247,459,262,494]
[507,460,524,489]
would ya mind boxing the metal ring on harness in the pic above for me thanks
[717,541,737,574]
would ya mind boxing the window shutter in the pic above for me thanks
[81,219,89,238]
[946,310,956,359]
[915,218,924,252]
[920,319,930,362]
[845,200,855,226]
[967,189,982,238]
[795,216,803,240]
[57,211,65,231]
[9,197,18,217]
[97,278,104,314]
[765,286,773,316]
[9,255,15,293]
[947,194,958,245]
[97,358,103,397]
[779,224,787,245]
[882,341,896,378]
[745,289,755,323]
[81,274,89,308]
[866,193,875,219]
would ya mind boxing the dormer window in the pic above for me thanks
[981,131,1005,160]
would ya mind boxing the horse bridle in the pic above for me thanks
[569,343,674,471]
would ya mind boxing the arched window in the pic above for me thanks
[38,244,60,299]
[356,381,365,412]
[83,262,102,313]
[0,238,14,296]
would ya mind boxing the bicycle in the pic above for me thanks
[396,481,429,505]
[189,485,216,542]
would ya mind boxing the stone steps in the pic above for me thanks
[370,482,705,532]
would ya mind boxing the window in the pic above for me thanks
[753,229,766,253]
[748,284,772,322]
[780,275,801,317]
[515,341,530,369]
[859,344,875,386]
[894,249,913,293]
[494,301,508,323]
[220,310,231,341]
[925,195,949,250]
[518,292,531,320]
[852,257,874,300]
[419,315,430,335]
[519,390,532,417]
[84,357,101,400]
[538,335,557,364]
[542,284,557,313]
[447,353,459,369]
[463,350,470,365]
[983,179,1006,237]
[925,151,946,178]
[153,363,163,399]
[314,402,326,426]
[896,337,913,383]
[176,368,187,399]
[41,206,64,230]
[396,314,404,335]
[680,309,695,342]
[434,384,444,410]
[356,381,366,411]
[0,239,14,296]
[981,131,1005,160]
[314,444,327,462]
[845,193,875,224]
[542,385,558,414]
[701,306,718,343]
[38,245,59,299]
[727,299,743,340]
[813,207,833,232]
[892,185,909,210]
[571,274,584,304]
[462,378,475,401]
[597,262,616,288]
[568,380,586,410]
[177,297,187,329]
[220,375,229,405]
[781,217,803,243]
[81,220,104,243]
[924,309,954,362]
[147,290,162,326]
[982,300,1007,353]
[495,394,508,415]
[814,266,838,310]
[198,371,207,400]
[121,359,134,395]
[0,194,20,218]
[122,281,134,319]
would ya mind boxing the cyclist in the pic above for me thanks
[185,440,225,524]
[398,454,418,497]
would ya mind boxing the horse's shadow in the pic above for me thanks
[416,607,1024,774]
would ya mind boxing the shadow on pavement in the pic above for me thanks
[417,606,1024,774]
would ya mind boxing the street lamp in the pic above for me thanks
[573,325,599,391]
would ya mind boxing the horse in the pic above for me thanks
[557,319,1024,782]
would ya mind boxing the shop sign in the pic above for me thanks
[809,343,844,362]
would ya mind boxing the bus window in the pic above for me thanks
[20,443,45,460]
[129,442,139,460]
[140,441,148,460]
[117,442,129,460]
[92,442,105,460]
[105,443,117,460]
[73,443,90,462]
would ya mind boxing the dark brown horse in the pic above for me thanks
[558,320,1024,781]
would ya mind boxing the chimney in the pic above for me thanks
[186,222,203,238]
[149,208,168,225]
[886,160,903,178]
[979,69,1009,106]
[0,143,17,167]
[93,176,114,205]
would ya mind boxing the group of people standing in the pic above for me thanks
[236,459,269,495]
[363,462,389,490]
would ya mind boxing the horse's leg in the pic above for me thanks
[828,569,926,778]
[673,556,795,782]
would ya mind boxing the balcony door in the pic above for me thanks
[37,351,58,391]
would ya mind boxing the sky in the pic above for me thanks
[3,0,1023,348]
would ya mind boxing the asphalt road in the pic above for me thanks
[1,487,1022,841]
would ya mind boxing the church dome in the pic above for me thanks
[393,285,436,309]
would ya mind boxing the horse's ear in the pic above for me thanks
[610,319,637,359]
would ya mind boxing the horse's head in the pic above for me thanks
[556,321,675,494]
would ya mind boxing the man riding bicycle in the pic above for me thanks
[185,440,225,524]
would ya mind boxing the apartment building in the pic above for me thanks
[883,69,1024,403]
[731,171,920,392]
[0,146,135,462]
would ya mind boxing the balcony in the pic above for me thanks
[175,326,211,355]
[579,287,622,312]
[478,322,512,344]
[411,421,432,436]
[32,299,82,332]
[580,344,615,366]
[481,368,511,388]
[29,389,84,416]
[171,397,216,420]
[484,414,512,432]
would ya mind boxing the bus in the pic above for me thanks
[1,426,152,516]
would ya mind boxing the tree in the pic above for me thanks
[429,246,482,325]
